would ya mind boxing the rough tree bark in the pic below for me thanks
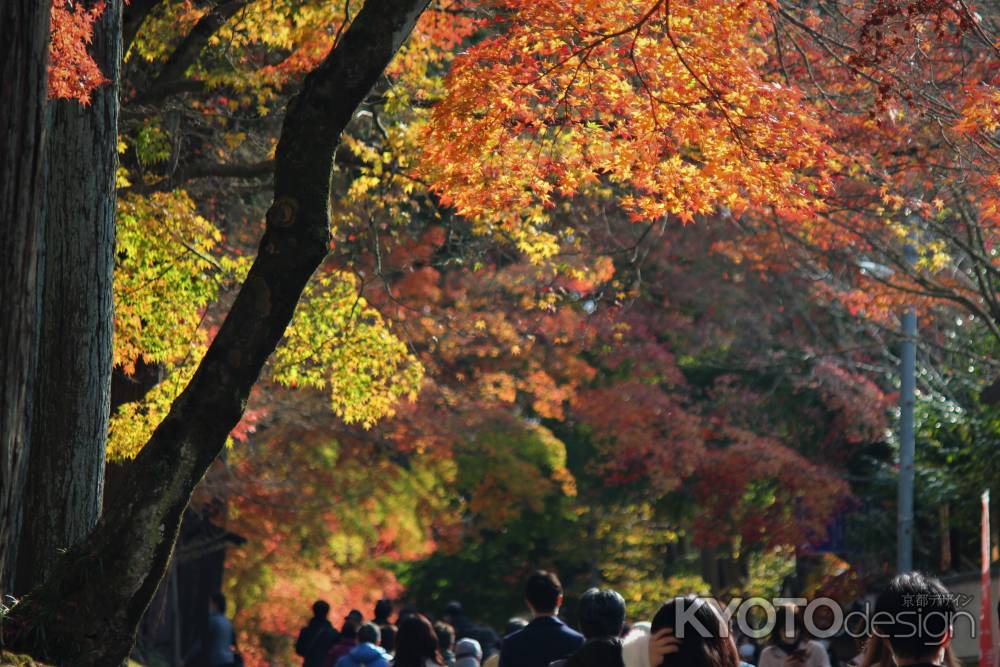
[0,0,52,595]
[2,0,429,663]
[13,0,123,597]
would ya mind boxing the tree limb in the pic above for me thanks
[123,0,165,52]
[136,0,249,104]
[2,0,430,663]
[124,149,367,194]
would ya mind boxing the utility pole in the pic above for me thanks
[898,237,918,573]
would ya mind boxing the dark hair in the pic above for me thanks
[770,605,802,646]
[565,637,625,667]
[341,618,360,639]
[525,570,563,614]
[359,622,382,645]
[504,617,528,637]
[381,624,398,654]
[210,591,227,615]
[578,588,627,639]
[375,599,394,621]
[650,597,740,667]
[398,606,420,623]
[435,621,456,651]
[874,572,956,660]
[445,601,464,617]
[313,600,331,618]
[395,614,445,667]
[857,636,894,667]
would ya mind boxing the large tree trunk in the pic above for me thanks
[0,0,52,595]
[2,0,429,663]
[13,0,123,597]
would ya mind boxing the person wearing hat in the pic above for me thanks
[456,638,483,667]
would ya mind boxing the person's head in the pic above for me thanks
[858,635,895,667]
[770,605,802,648]
[313,600,331,619]
[359,622,382,646]
[445,601,464,619]
[435,621,456,652]
[398,606,420,623]
[342,618,361,639]
[375,599,394,622]
[504,617,528,637]
[395,614,444,667]
[874,572,956,664]
[209,591,227,615]
[649,597,739,667]
[381,623,398,654]
[347,609,365,625]
[455,638,483,667]
[578,588,627,639]
[525,570,563,616]
[565,637,625,667]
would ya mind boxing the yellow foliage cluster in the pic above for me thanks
[114,190,231,374]
[271,272,424,428]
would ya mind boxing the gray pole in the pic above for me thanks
[898,240,918,573]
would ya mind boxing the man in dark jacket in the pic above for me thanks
[498,571,584,667]
[373,599,397,654]
[296,600,339,667]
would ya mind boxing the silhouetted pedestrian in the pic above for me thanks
[297,601,339,667]
[393,614,446,667]
[498,571,583,667]
[375,599,398,654]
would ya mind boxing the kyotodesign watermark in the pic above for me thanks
[667,595,977,640]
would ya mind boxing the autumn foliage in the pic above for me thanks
[37,0,1000,663]
[48,0,107,104]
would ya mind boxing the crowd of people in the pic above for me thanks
[288,570,970,667]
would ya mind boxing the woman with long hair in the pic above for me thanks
[623,596,741,667]
[758,606,829,667]
[392,614,446,667]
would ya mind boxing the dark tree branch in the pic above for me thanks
[983,376,1000,405]
[182,158,274,180]
[2,0,430,663]
[124,149,368,194]
[127,158,276,193]
[136,78,207,102]
[136,0,249,104]
[123,0,164,52]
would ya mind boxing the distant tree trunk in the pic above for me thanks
[2,0,429,664]
[13,0,123,597]
[700,546,721,591]
[0,0,52,595]
[939,503,952,571]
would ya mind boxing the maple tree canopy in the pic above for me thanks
[23,0,1000,664]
